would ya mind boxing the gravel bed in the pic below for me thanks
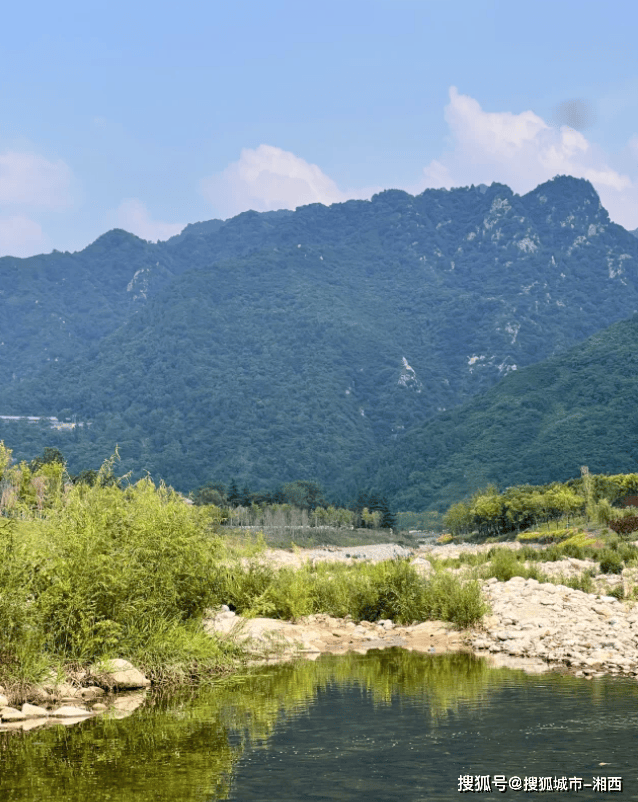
[302,543,413,562]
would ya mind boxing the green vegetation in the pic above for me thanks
[2,176,638,513]
[0,445,484,693]
[215,558,485,628]
[372,314,638,511]
[442,471,638,540]
[0,450,243,692]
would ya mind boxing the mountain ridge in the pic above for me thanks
[1,174,637,505]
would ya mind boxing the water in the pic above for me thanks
[2,650,638,801]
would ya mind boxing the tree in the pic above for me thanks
[444,500,473,536]
[546,486,584,524]
[368,495,396,530]
[238,484,251,507]
[282,480,326,510]
[73,469,98,487]
[227,479,240,508]
[191,485,225,506]
[29,447,65,472]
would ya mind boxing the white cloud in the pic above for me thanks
[0,150,72,208]
[201,144,376,217]
[420,87,638,230]
[0,215,46,257]
[112,198,185,242]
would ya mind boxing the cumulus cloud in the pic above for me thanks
[0,150,73,208]
[420,87,638,230]
[201,144,376,217]
[0,215,46,257]
[112,198,185,242]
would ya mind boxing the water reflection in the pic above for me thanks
[2,651,638,801]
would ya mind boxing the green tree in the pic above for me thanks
[282,480,326,510]
[227,479,240,508]
[444,500,473,536]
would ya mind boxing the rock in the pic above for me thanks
[80,686,105,700]
[28,687,52,703]
[111,692,147,714]
[21,703,49,718]
[0,694,8,707]
[49,682,81,700]
[50,706,93,718]
[90,659,151,690]
[1,706,26,721]
[92,703,107,712]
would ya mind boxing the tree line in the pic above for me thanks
[191,478,397,530]
[444,470,638,538]
[0,444,397,531]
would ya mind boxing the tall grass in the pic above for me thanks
[211,558,487,629]
[0,466,489,691]
[0,471,239,688]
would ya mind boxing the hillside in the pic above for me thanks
[1,175,638,499]
[369,314,638,511]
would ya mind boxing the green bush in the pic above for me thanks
[0,469,234,688]
[608,584,625,600]
[562,572,595,594]
[598,550,624,575]
[485,548,538,582]
[212,558,487,629]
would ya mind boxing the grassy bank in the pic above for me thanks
[0,461,485,695]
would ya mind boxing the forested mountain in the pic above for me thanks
[368,314,638,511]
[1,175,638,505]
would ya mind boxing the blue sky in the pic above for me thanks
[2,0,638,257]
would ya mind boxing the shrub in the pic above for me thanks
[562,572,595,594]
[485,549,523,582]
[608,584,625,600]
[609,516,638,536]
[598,550,624,575]
[212,558,487,628]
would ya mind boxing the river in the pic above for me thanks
[1,650,637,801]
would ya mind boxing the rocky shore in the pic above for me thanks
[0,659,151,733]
[205,541,638,678]
[470,575,638,678]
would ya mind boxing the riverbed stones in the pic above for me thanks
[1,706,27,721]
[90,659,151,690]
[80,686,106,700]
[469,575,638,676]
[21,703,49,718]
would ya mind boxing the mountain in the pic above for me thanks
[368,314,638,511]
[1,175,638,501]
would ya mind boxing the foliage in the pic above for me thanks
[371,316,638,512]
[211,558,486,628]
[441,471,638,541]
[2,177,638,511]
[482,548,543,583]
[609,515,638,536]
[598,550,624,575]
[0,454,238,687]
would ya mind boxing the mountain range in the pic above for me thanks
[1,174,638,510]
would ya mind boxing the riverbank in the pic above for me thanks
[203,540,638,678]
[4,538,638,732]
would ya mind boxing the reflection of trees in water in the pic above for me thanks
[0,652,509,802]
